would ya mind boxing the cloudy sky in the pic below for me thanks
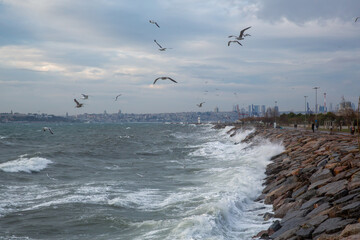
[1,0,360,115]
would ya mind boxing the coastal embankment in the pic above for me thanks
[227,125,360,239]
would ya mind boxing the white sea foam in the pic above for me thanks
[0,156,52,173]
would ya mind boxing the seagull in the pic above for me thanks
[154,40,172,51]
[81,94,89,100]
[197,102,205,107]
[356,17,360,22]
[228,40,242,46]
[115,94,122,101]
[228,26,251,40]
[149,20,160,28]
[74,98,84,108]
[153,77,177,84]
[43,127,54,134]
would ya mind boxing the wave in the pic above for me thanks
[0,156,52,173]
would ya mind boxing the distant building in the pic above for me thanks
[214,107,219,113]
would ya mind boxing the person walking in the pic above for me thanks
[312,123,315,133]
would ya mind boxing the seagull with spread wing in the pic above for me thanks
[197,102,205,108]
[81,94,89,100]
[153,77,177,84]
[43,127,54,134]
[228,26,251,40]
[154,40,172,51]
[74,99,84,108]
[149,20,160,28]
[228,40,242,46]
[115,94,122,101]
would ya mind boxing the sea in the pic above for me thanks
[0,122,284,240]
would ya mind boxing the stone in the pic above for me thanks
[263,212,274,221]
[333,193,357,205]
[273,227,298,240]
[300,197,325,211]
[272,217,306,239]
[306,202,331,218]
[307,214,328,227]
[309,178,333,190]
[296,224,315,238]
[313,218,355,237]
[342,233,360,240]
[317,179,348,197]
[274,201,301,218]
[334,166,348,175]
[310,168,333,183]
[340,223,360,238]
[269,220,281,232]
[291,184,308,199]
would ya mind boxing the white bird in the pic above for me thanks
[43,127,54,134]
[228,40,242,46]
[115,94,122,101]
[81,94,89,100]
[149,20,160,28]
[228,26,251,40]
[153,77,177,84]
[154,40,172,51]
[74,99,84,108]
[197,102,205,107]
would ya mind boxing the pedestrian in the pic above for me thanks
[312,123,315,133]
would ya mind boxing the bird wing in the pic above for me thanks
[49,128,54,134]
[115,94,121,100]
[356,17,359,22]
[235,41,242,46]
[228,35,236,38]
[153,77,160,84]
[74,99,80,105]
[167,77,177,83]
[155,22,160,28]
[154,40,162,48]
[228,41,231,46]
[239,26,251,38]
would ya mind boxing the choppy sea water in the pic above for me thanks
[0,123,284,240]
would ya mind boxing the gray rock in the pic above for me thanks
[307,214,328,227]
[333,193,357,205]
[316,179,348,197]
[269,220,281,232]
[296,224,315,238]
[306,202,331,218]
[291,185,308,199]
[310,168,333,183]
[300,197,325,211]
[312,217,355,236]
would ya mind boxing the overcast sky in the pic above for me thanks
[1,0,360,115]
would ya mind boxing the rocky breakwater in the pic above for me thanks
[243,128,360,240]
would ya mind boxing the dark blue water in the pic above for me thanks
[0,123,283,240]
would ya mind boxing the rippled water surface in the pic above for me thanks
[0,123,283,240]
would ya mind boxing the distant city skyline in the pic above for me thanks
[1,0,360,115]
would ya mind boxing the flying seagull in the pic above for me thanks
[43,127,54,134]
[81,94,89,100]
[228,26,251,40]
[149,20,160,28]
[74,98,84,108]
[115,94,122,101]
[197,102,205,107]
[355,17,360,22]
[153,77,177,84]
[154,40,172,51]
[228,40,242,46]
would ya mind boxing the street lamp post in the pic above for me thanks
[274,101,277,128]
[304,96,308,128]
[313,87,320,129]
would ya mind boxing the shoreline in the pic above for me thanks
[222,124,360,239]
